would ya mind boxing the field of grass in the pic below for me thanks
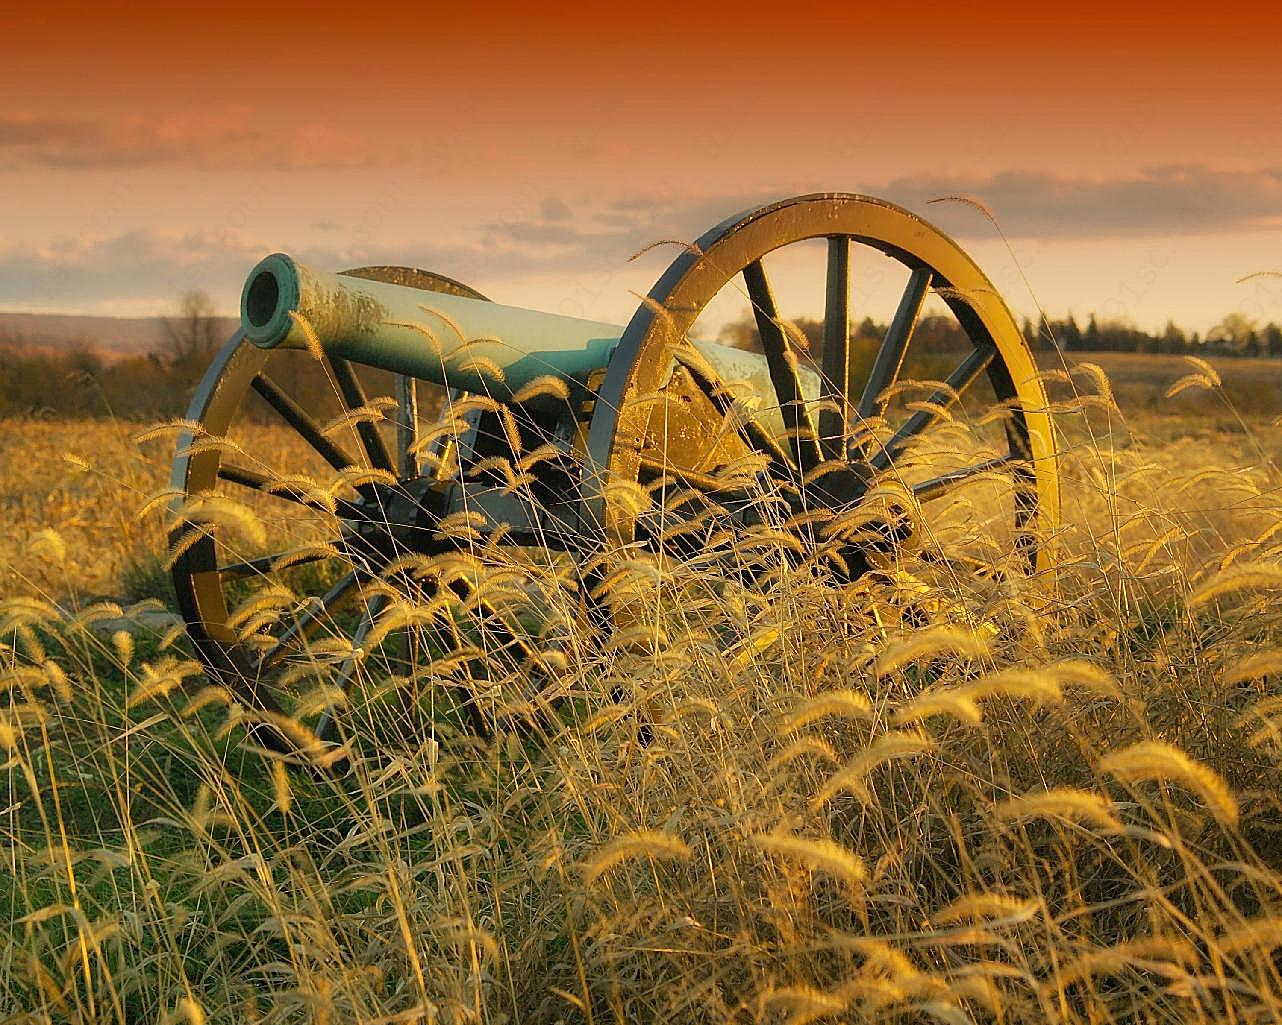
[4,355,1282,1023]
[1061,349,1282,420]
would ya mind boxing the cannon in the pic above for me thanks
[170,194,1059,754]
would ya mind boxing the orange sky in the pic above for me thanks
[2,1,1281,332]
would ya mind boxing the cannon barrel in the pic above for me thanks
[241,253,624,405]
[240,253,820,418]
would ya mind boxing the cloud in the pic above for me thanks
[0,225,564,313]
[588,172,1282,244]
[517,170,1282,252]
[480,189,786,268]
[484,221,584,246]
[539,197,573,221]
[0,112,380,170]
[7,166,1280,316]
[599,191,787,241]
[882,166,1282,239]
[0,228,269,310]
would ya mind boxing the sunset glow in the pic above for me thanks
[2,0,1280,333]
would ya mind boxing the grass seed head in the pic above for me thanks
[1187,562,1282,610]
[1099,741,1239,826]
[583,830,692,885]
[776,690,873,735]
[994,788,1123,832]
[747,832,867,887]
[812,730,935,808]
[874,626,990,677]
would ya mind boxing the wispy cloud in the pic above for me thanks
[480,189,785,267]
[484,221,585,246]
[0,112,380,170]
[882,166,1282,238]
[480,169,1282,271]
[586,170,1282,244]
[0,226,560,312]
[0,229,268,309]
[539,197,574,222]
[5,167,1280,315]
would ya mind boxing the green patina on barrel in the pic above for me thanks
[240,252,819,420]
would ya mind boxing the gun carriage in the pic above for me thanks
[170,194,1059,756]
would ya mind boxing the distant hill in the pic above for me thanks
[0,311,239,362]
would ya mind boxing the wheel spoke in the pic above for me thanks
[314,590,391,743]
[912,455,1019,502]
[870,344,996,472]
[216,462,364,518]
[432,595,493,736]
[394,374,419,477]
[819,236,851,459]
[466,592,570,732]
[475,593,537,662]
[328,356,396,474]
[258,570,362,670]
[251,372,358,473]
[857,267,932,421]
[742,259,821,472]
[1011,459,1039,568]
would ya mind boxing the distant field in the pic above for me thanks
[1047,349,1282,418]
[0,310,238,362]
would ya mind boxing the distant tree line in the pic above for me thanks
[718,309,1282,360]
[718,314,986,356]
[0,292,223,419]
[4,295,1282,419]
[0,290,406,421]
[1022,312,1282,357]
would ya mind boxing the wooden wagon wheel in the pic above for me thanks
[582,193,1059,590]
[170,267,528,755]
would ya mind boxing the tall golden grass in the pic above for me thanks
[3,361,1282,1023]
